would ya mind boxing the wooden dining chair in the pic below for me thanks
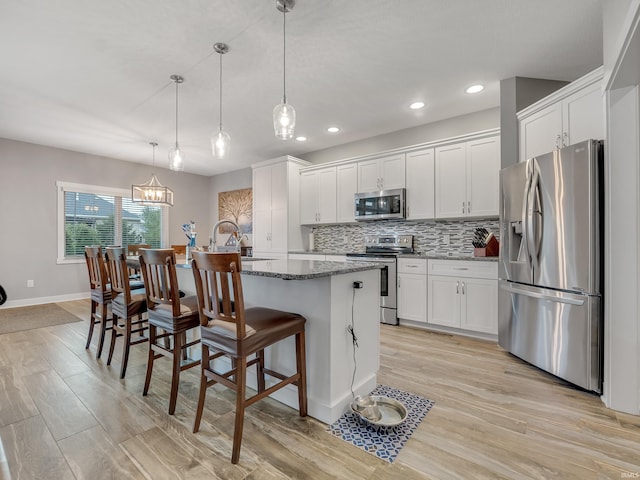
[171,244,187,255]
[138,248,200,414]
[190,251,307,464]
[84,246,114,358]
[126,244,150,278]
[105,246,149,379]
[127,243,151,256]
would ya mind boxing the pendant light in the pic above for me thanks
[212,43,231,160]
[168,74,185,171]
[273,0,296,140]
[132,142,174,206]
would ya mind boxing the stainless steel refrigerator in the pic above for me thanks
[498,139,603,393]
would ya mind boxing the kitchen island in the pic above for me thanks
[171,257,383,424]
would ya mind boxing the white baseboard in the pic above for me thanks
[0,292,89,309]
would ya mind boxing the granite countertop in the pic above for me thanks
[288,250,350,256]
[172,257,383,280]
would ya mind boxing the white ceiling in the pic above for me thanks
[0,0,603,176]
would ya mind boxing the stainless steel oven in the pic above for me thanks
[346,234,413,325]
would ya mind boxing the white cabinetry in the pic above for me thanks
[405,148,435,220]
[357,154,405,192]
[518,66,604,162]
[397,258,427,323]
[300,167,337,225]
[336,163,358,223]
[289,253,347,261]
[252,156,310,257]
[435,135,500,219]
[427,260,498,335]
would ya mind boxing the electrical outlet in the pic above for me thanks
[443,234,450,245]
[353,281,363,289]
[27,279,34,288]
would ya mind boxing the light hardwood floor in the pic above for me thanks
[0,299,639,479]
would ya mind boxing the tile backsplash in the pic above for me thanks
[310,218,500,257]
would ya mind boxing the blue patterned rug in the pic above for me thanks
[327,384,435,463]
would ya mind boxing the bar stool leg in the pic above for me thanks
[168,332,183,415]
[143,325,157,396]
[86,300,97,349]
[231,357,247,464]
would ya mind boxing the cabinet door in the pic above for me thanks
[427,275,460,327]
[460,278,498,334]
[336,164,357,223]
[380,154,406,190]
[406,148,435,219]
[398,273,427,323]
[300,171,318,225]
[252,166,272,251]
[563,81,604,146]
[317,167,337,223]
[270,162,287,212]
[357,159,381,192]
[519,102,562,161]
[435,143,467,218]
[467,136,500,217]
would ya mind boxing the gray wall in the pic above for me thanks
[299,108,500,164]
[207,168,253,246]
[499,77,568,168]
[0,138,210,305]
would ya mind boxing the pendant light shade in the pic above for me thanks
[132,142,174,206]
[168,74,185,171]
[273,0,296,140]
[212,42,231,160]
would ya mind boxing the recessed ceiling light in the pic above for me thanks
[327,126,340,133]
[409,101,425,110]
[465,84,484,94]
[295,136,307,142]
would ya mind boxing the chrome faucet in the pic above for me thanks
[210,219,243,252]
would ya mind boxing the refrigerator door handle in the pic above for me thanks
[526,162,541,274]
[500,283,586,306]
[521,160,533,270]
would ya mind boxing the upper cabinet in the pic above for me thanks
[357,154,405,192]
[252,156,310,255]
[435,135,500,219]
[518,66,604,162]
[336,163,358,223]
[300,167,337,225]
[405,148,435,220]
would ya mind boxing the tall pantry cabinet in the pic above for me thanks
[252,156,310,259]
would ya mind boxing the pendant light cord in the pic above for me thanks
[282,6,287,103]
[219,51,223,132]
[174,80,179,148]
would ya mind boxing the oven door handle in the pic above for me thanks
[380,265,389,297]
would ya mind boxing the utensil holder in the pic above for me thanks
[474,236,499,257]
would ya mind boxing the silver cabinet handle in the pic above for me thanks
[556,134,561,149]
[461,281,465,294]
[467,201,471,214]
[453,267,469,270]
[456,281,460,294]
[398,278,401,288]
[407,265,418,268]
[462,201,465,214]
[563,132,568,147]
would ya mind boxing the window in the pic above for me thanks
[57,181,169,264]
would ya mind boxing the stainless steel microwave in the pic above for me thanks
[354,188,406,221]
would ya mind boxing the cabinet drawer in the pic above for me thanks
[428,259,497,279]
[398,258,427,274]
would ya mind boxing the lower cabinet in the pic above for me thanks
[427,260,498,335]
[397,258,427,323]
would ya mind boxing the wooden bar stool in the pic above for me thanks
[105,247,148,379]
[138,248,200,414]
[190,251,307,464]
[83,246,113,358]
